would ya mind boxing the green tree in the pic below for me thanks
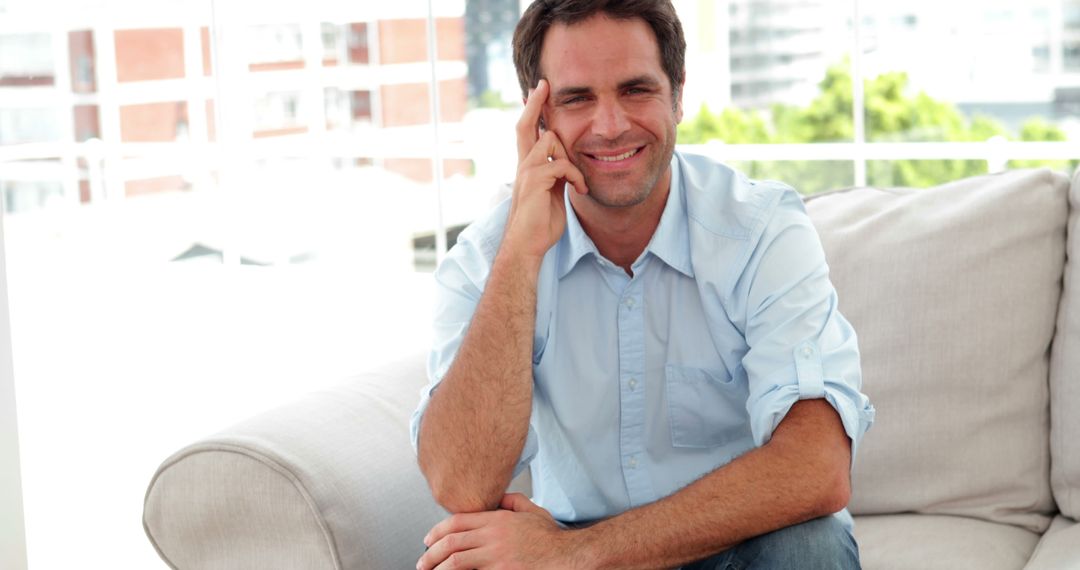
[677,61,1076,192]
[677,104,769,144]
[1010,117,1075,172]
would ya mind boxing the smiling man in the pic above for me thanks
[410,1,874,568]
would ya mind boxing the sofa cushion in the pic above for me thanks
[805,169,1069,532]
[1049,168,1080,520]
[1024,515,1080,569]
[852,514,1040,570]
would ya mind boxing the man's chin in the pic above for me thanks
[581,185,650,209]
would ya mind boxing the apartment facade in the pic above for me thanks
[0,2,469,214]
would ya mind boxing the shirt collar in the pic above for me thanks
[556,154,694,279]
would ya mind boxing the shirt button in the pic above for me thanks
[624,297,636,309]
[802,346,813,358]
[628,456,638,469]
[628,377,638,391]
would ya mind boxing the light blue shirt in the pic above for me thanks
[412,151,874,528]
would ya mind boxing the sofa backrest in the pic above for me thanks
[1050,168,1080,520]
[805,169,1071,533]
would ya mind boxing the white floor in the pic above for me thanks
[8,261,435,568]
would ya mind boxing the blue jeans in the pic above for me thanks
[682,516,861,570]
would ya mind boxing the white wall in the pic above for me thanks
[0,209,28,570]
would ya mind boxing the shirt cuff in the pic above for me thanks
[749,379,875,463]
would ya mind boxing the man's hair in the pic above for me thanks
[512,0,686,104]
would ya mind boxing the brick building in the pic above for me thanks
[0,4,469,212]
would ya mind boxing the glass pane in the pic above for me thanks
[417,1,508,266]
[867,159,989,188]
[860,0,1079,146]
[679,0,855,144]
[866,157,1080,188]
[1,1,449,566]
[0,33,54,86]
[727,160,855,194]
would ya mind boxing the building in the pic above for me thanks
[0,1,469,214]
[859,0,1080,135]
[724,0,849,110]
[464,0,520,105]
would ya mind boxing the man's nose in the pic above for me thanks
[591,98,631,140]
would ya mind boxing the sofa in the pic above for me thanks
[143,166,1080,569]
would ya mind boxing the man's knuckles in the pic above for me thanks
[442,552,469,570]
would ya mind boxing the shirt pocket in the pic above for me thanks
[665,364,750,448]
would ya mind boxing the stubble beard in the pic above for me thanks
[576,127,677,209]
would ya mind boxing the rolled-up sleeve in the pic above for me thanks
[738,190,874,460]
[408,219,539,478]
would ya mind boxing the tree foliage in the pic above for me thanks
[677,61,1077,193]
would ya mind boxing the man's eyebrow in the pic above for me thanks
[553,85,592,100]
[618,75,662,90]
[552,76,662,100]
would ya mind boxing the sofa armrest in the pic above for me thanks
[143,352,445,569]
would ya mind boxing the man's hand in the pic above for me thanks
[503,79,588,263]
[416,493,591,570]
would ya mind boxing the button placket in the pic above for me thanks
[617,277,654,506]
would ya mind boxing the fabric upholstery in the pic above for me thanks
[143,354,444,570]
[851,514,1040,570]
[143,168,1079,569]
[805,169,1070,532]
[144,448,338,569]
[1050,168,1080,520]
[1025,515,1080,569]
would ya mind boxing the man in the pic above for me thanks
[411,1,874,567]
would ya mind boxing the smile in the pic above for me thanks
[588,147,642,162]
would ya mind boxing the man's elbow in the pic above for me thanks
[419,458,503,513]
[429,480,501,514]
[815,465,852,515]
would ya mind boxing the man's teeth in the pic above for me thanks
[595,149,638,162]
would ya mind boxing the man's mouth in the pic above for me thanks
[586,147,642,162]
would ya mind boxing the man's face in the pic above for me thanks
[539,14,683,209]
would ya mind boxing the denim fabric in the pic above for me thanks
[682,516,861,570]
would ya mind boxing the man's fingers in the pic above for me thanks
[417,530,482,570]
[500,493,556,522]
[432,549,483,570]
[523,131,565,166]
[530,160,588,198]
[500,493,539,513]
[516,78,549,161]
[423,512,496,548]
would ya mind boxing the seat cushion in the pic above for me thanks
[852,514,1040,570]
[805,169,1070,532]
[1024,515,1080,569]
[1049,168,1080,520]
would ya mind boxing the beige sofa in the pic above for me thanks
[143,167,1080,569]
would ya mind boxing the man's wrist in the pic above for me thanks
[565,525,609,570]
[493,237,546,276]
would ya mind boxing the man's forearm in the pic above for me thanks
[576,400,852,570]
[417,247,542,514]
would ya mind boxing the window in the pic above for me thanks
[0,33,54,86]
[0,1,1075,566]
[680,0,1077,191]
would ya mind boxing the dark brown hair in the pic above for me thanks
[512,0,686,105]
